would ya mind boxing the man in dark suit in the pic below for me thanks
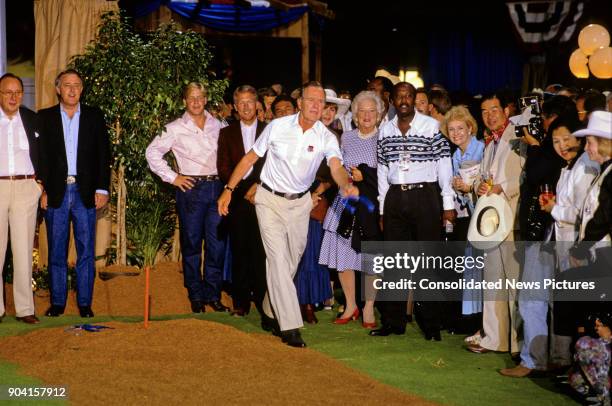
[0,73,42,324]
[38,69,111,318]
[217,85,267,317]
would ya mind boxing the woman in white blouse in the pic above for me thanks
[539,115,599,369]
[539,117,599,270]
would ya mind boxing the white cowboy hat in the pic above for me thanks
[467,193,514,250]
[572,111,612,139]
[374,69,401,85]
[324,89,351,119]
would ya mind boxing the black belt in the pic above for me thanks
[0,174,36,180]
[392,182,435,191]
[261,182,308,200]
[183,175,219,181]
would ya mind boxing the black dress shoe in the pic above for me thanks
[425,330,442,341]
[45,305,65,317]
[191,301,204,313]
[369,325,405,337]
[78,306,94,318]
[206,300,230,312]
[261,314,281,337]
[281,329,307,348]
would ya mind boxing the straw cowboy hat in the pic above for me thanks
[572,111,612,139]
[374,69,401,85]
[467,193,514,250]
[324,89,351,119]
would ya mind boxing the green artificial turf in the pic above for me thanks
[0,312,580,406]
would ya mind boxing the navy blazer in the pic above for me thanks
[37,104,111,208]
[17,106,40,175]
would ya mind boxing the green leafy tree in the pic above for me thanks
[70,12,227,267]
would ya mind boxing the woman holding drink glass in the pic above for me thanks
[538,115,599,369]
[441,106,484,334]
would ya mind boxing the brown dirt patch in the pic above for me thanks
[4,262,232,316]
[0,319,434,405]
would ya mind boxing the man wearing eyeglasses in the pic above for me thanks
[37,69,111,319]
[146,82,229,314]
[0,73,42,324]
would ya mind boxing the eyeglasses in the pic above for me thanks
[0,91,23,98]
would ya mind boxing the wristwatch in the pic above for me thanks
[224,184,234,192]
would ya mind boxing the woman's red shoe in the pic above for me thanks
[333,308,360,324]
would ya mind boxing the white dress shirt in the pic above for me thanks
[240,120,257,179]
[146,111,224,184]
[377,111,454,214]
[252,113,342,194]
[0,108,35,176]
[552,152,600,242]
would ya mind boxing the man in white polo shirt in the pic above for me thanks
[218,81,358,347]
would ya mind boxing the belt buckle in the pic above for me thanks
[284,192,299,200]
[66,176,76,184]
[400,184,408,191]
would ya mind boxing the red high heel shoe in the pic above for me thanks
[361,321,377,329]
[333,308,359,325]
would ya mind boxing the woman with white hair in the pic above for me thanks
[319,90,385,327]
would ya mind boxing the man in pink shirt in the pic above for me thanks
[146,82,228,313]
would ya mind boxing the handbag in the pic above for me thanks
[310,195,329,222]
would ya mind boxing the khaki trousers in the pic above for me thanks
[480,236,521,353]
[254,185,312,332]
[0,179,42,317]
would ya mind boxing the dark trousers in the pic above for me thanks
[228,194,267,311]
[45,184,96,307]
[176,179,225,303]
[379,183,442,332]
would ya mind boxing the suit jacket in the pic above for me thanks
[18,106,40,175]
[37,104,111,208]
[478,124,526,231]
[217,120,266,198]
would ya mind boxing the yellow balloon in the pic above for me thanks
[589,46,612,79]
[569,48,589,78]
[578,24,610,56]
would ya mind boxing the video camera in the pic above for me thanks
[513,95,544,142]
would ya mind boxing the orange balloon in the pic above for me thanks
[589,47,612,79]
[578,24,610,56]
[569,48,589,78]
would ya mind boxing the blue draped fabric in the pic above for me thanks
[129,1,308,32]
[425,31,525,94]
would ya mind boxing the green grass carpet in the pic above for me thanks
[0,312,579,405]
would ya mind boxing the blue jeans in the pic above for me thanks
[176,179,225,303]
[45,184,96,307]
[519,242,554,369]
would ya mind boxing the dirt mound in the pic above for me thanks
[0,319,433,405]
[3,262,232,316]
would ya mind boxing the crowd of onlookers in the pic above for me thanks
[1,68,611,404]
[210,78,611,404]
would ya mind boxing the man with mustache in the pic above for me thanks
[38,69,111,318]
[372,82,456,341]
